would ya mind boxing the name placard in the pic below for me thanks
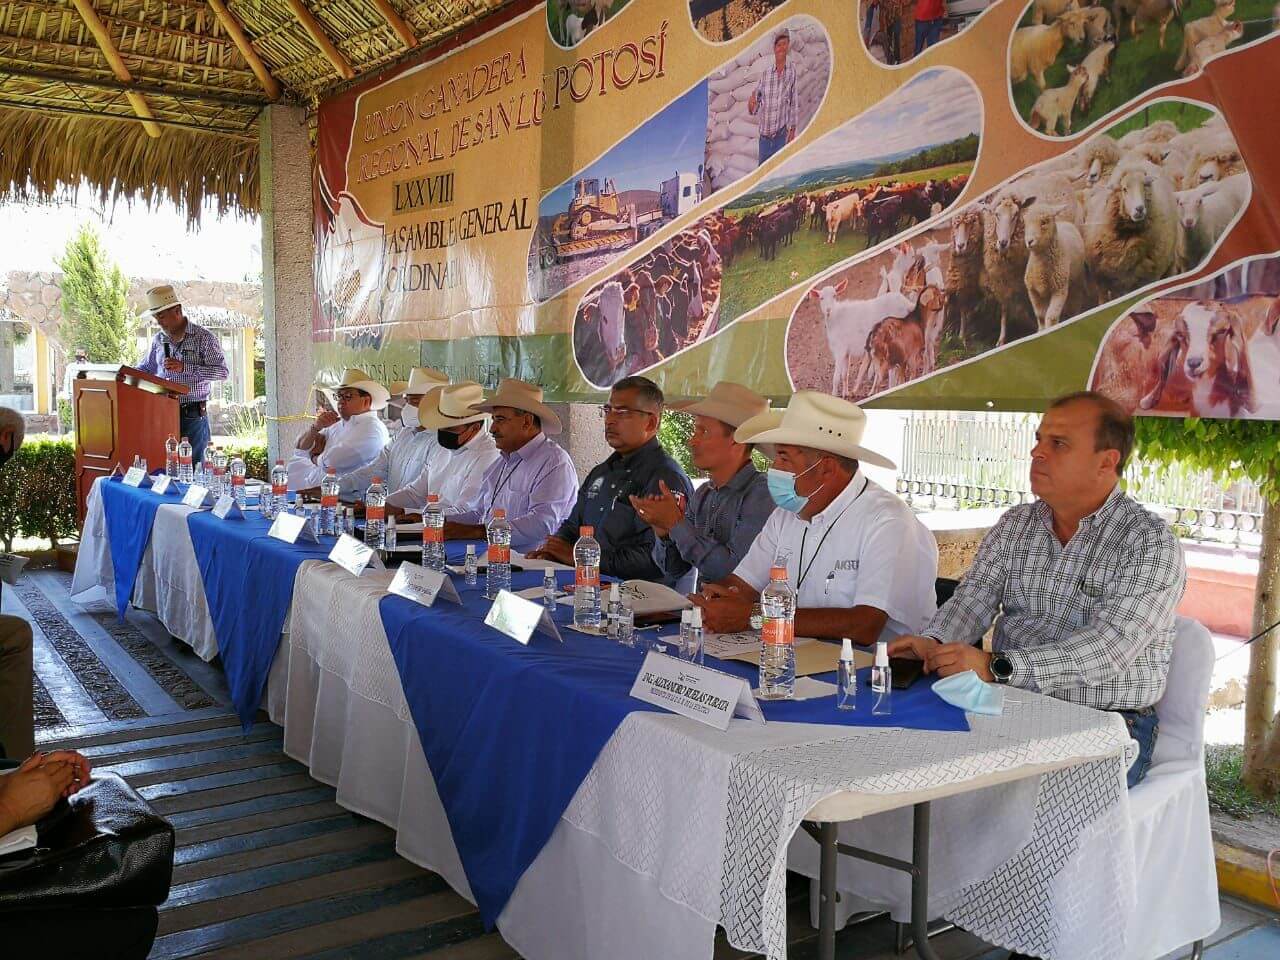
[122,467,149,488]
[328,533,384,577]
[389,562,461,608]
[484,589,562,645]
[268,511,318,544]
[182,484,212,508]
[630,652,764,731]
[212,495,243,520]
[151,475,173,495]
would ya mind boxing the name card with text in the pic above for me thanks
[122,467,150,488]
[389,562,460,608]
[630,652,764,731]
[328,534,384,577]
[268,511,318,544]
[151,475,173,495]
[212,495,243,520]
[182,484,212,508]
[484,589,562,645]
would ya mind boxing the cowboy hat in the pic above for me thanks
[402,366,450,397]
[388,380,410,398]
[474,379,562,435]
[142,284,182,317]
[734,391,896,470]
[417,381,489,429]
[316,368,390,410]
[669,381,769,430]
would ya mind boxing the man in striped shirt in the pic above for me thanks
[748,30,798,166]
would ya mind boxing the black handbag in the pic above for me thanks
[0,772,175,911]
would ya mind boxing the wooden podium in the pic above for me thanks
[73,366,189,523]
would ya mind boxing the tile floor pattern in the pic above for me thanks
[8,569,1278,959]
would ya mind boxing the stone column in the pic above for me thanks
[260,104,314,461]
[547,402,611,482]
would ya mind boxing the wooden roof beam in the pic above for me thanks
[69,0,162,137]
[282,0,354,80]
[206,0,283,100]
[368,0,418,50]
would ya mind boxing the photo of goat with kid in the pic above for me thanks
[1093,254,1280,419]
[572,226,724,388]
[1010,0,1277,138]
[786,101,1248,403]
[547,0,631,48]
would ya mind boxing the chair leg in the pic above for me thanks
[1189,939,1204,960]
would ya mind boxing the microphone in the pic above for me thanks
[163,342,171,360]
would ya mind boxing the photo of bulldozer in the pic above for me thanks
[535,177,641,268]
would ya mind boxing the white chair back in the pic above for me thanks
[1150,616,1214,768]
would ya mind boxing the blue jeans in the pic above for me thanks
[914,17,943,55]
[180,407,211,465]
[1119,707,1159,788]
[758,127,788,165]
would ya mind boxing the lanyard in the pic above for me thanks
[796,477,868,592]
[491,456,523,503]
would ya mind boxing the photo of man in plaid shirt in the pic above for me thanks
[891,391,1186,789]
[748,29,798,166]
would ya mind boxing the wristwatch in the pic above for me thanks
[990,652,1014,684]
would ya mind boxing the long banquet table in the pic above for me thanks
[73,476,1141,960]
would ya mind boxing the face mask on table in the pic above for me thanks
[765,458,824,514]
[932,670,1005,716]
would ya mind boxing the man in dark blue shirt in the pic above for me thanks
[527,376,693,585]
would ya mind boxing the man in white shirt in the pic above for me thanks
[389,381,501,515]
[286,368,390,490]
[691,391,937,646]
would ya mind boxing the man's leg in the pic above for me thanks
[1122,708,1160,788]
[758,129,785,165]
[182,412,212,465]
[0,613,34,759]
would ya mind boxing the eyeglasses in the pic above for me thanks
[602,404,656,419]
[334,390,365,401]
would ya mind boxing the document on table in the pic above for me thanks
[447,550,573,575]
[0,824,36,857]
[703,633,874,677]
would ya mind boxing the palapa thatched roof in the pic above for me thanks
[0,1,529,223]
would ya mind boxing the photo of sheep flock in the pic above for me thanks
[546,0,632,48]
[786,100,1248,402]
[1010,0,1278,137]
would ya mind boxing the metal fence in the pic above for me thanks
[896,412,1266,542]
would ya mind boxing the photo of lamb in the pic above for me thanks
[1009,0,1276,138]
[1092,254,1280,419]
[546,0,631,48]
[786,101,1249,402]
[690,0,792,43]
[703,16,830,192]
[859,0,999,65]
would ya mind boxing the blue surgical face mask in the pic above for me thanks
[766,459,824,513]
[932,670,1005,716]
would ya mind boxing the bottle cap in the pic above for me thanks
[275,459,283,465]
[466,543,476,554]
[690,607,702,628]
[875,641,889,667]
[387,515,396,525]
[841,637,854,662]
[182,436,189,442]
[428,493,440,503]
[372,476,383,483]
[581,525,594,536]
[493,508,506,519]
[326,467,336,474]
[681,608,692,625]
[769,565,787,580]
[609,582,620,601]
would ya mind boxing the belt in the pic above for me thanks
[180,401,207,416]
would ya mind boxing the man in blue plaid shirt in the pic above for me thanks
[748,30,798,165]
[891,392,1185,789]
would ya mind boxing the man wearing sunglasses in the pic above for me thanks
[527,376,693,586]
[286,368,390,490]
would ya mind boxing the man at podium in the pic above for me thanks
[135,284,228,464]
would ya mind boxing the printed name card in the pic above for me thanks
[122,467,150,488]
[630,652,764,731]
[151,475,173,495]
[182,484,212,508]
[484,589,562,645]
[389,562,461,608]
[212,495,243,520]
[268,511,319,544]
[328,533,384,577]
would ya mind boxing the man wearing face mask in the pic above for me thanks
[0,407,33,759]
[691,391,937,645]
[389,381,500,513]
[286,368,390,490]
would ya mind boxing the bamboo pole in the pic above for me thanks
[368,0,419,49]
[282,0,356,80]
[69,0,162,138]
[206,0,284,100]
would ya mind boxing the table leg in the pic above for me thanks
[818,820,838,960]
[910,802,944,960]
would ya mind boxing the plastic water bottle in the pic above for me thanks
[606,583,623,640]
[268,460,287,518]
[677,608,692,656]
[485,509,513,598]
[759,565,796,700]
[320,468,340,536]
[543,568,558,611]
[365,477,387,549]
[422,494,445,572]
[464,544,478,585]
[213,447,229,496]
[230,456,247,509]
[343,506,356,536]
[871,641,893,716]
[838,638,856,711]
[688,607,704,666]
[165,435,178,477]
[573,526,602,629]
[177,436,193,484]
[385,515,398,553]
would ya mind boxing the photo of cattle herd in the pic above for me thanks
[786,101,1249,401]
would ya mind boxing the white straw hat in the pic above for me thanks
[417,381,489,429]
[402,366,450,396]
[475,379,562,435]
[316,368,390,410]
[143,284,182,317]
[734,391,895,469]
[669,381,769,429]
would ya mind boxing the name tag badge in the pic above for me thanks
[151,475,173,495]
[630,652,764,731]
[328,533,384,577]
[182,484,212,508]
[268,511,318,544]
[484,589,563,645]
[122,467,149,488]
[211,495,242,520]
[389,562,460,607]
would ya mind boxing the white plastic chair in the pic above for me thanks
[1124,615,1220,959]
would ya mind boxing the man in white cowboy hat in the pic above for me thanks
[286,368,390,490]
[387,380,500,514]
[442,379,578,551]
[691,391,937,645]
[135,283,228,464]
[630,381,774,588]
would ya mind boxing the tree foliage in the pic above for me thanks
[872,134,980,178]
[1134,416,1280,500]
[56,224,135,363]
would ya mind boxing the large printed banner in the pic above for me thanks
[313,0,1280,415]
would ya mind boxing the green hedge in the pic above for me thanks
[220,442,268,481]
[0,437,78,550]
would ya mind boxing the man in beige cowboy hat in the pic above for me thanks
[691,390,937,645]
[630,381,775,588]
[388,380,500,514]
[441,379,579,551]
[287,368,390,490]
[136,283,228,465]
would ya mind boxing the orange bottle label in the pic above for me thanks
[488,544,510,564]
[366,505,385,522]
[320,493,337,507]
[762,618,794,647]
[232,475,245,487]
[272,483,286,496]
[180,455,192,466]
[424,527,443,544]
[575,566,600,588]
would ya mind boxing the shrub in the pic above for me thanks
[0,437,78,550]
[221,441,268,480]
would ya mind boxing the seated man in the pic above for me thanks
[390,381,500,514]
[692,391,937,645]
[333,367,449,504]
[286,368,389,490]
[443,379,578,551]
[527,376,693,586]
[890,391,1184,789]
[630,381,774,588]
